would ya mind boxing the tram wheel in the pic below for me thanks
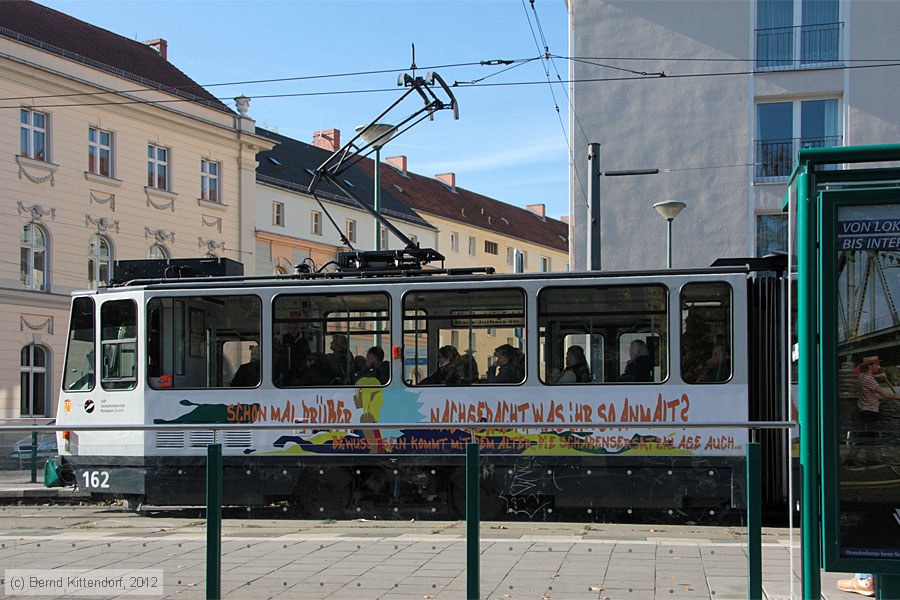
[297,468,352,518]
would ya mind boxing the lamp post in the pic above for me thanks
[653,200,686,268]
[356,123,398,250]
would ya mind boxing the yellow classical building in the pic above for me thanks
[0,1,271,421]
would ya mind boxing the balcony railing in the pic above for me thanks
[755,22,843,71]
[754,135,842,182]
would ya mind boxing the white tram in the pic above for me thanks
[54,255,790,520]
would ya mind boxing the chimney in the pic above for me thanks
[436,172,456,190]
[560,215,570,223]
[526,204,546,218]
[386,155,407,174]
[312,129,341,152]
[143,38,168,60]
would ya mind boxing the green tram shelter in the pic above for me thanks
[788,144,900,599]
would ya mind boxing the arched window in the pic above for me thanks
[88,234,112,288]
[20,345,49,416]
[20,223,48,291]
[148,244,169,260]
[274,265,287,275]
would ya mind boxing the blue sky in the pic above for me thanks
[39,0,571,219]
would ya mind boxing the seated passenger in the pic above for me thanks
[354,346,389,384]
[619,339,652,382]
[325,334,354,384]
[453,351,480,385]
[555,345,592,383]
[296,353,333,386]
[420,345,460,385]
[700,343,730,382]
[230,345,260,387]
[486,344,523,384]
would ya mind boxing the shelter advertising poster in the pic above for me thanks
[835,204,900,559]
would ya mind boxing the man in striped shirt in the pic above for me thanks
[857,356,897,424]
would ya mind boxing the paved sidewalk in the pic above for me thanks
[0,506,866,600]
[0,471,866,599]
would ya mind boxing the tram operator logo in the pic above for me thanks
[84,399,94,414]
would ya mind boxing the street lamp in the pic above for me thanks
[356,123,398,250]
[653,200,686,269]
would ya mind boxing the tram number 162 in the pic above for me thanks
[80,470,110,489]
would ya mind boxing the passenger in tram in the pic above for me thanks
[420,345,460,385]
[296,353,332,386]
[324,334,354,384]
[354,346,390,384]
[486,344,523,384]
[619,339,652,382]
[685,344,731,383]
[554,345,592,383]
[274,321,309,385]
[700,343,730,382]
[453,351,480,385]
[230,345,260,387]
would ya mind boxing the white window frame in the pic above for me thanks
[506,247,514,265]
[148,244,169,259]
[346,219,357,243]
[311,210,322,235]
[450,232,459,253]
[88,234,113,289]
[468,236,476,256]
[273,201,285,227]
[20,223,48,291]
[148,144,170,191]
[20,109,48,162]
[380,227,388,249]
[88,127,113,177]
[20,344,49,417]
[540,256,551,272]
[485,241,498,255]
[201,159,220,203]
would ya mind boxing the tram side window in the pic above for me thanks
[101,300,137,390]
[538,285,668,384]
[273,292,389,387]
[681,282,732,383]
[63,297,96,391]
[403,288,526,386]
[147,295,261,389]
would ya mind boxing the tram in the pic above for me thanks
[54,253,791,521]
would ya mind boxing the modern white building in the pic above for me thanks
[568,0,900,271]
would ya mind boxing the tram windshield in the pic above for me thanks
[62,296,96,391]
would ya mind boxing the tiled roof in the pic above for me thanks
[358,160,569,252]
[0,0,229,113]
[255,128,434,230]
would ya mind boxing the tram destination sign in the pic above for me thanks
[450,309,523,328]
